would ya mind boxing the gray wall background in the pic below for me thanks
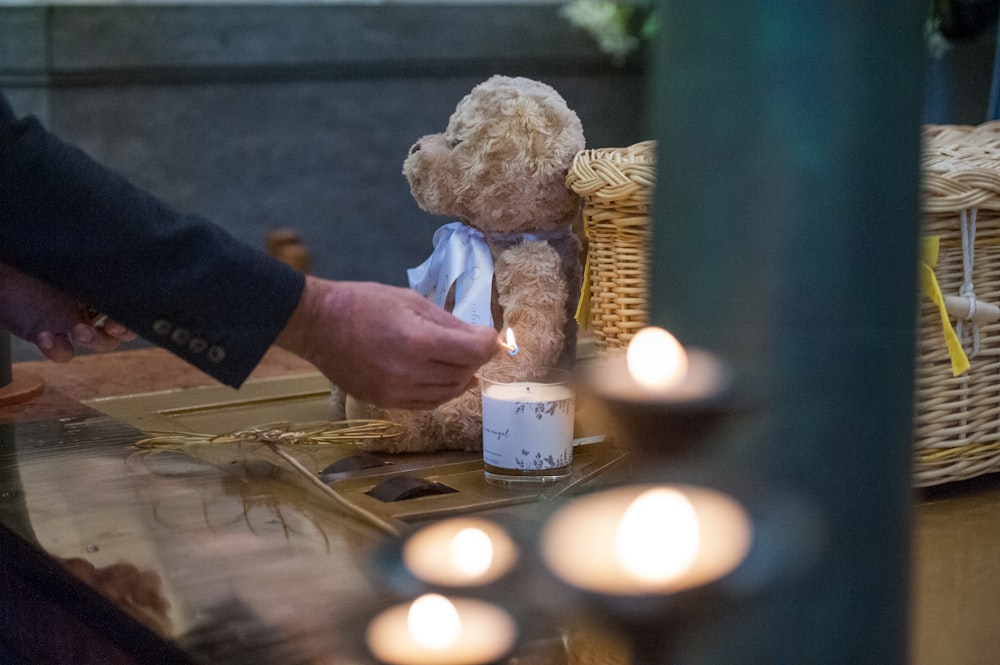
[1,3,648,361]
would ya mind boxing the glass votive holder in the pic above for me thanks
[365,593,518,665]
[480,367,575,487]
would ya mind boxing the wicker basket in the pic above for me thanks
[916,121,1000,487]
[566,141,656,354]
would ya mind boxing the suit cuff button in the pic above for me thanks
[189,338,208,354]
[206,346,226,364]
[152,319,173,337]
[171,328,192,345]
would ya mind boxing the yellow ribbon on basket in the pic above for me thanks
[574,251,591,329]
[920,236,970,376]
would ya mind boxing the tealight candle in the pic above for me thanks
[584,326,732,459]
[538,484,752,596]
[626,326,688,391]
[596,327,727,403]
[480,367,575,486]
[402,517,519,587]
[366,594,518,665]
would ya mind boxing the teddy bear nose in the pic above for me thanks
[409,142,421,155]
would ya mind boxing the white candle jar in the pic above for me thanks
[480,367,575,487]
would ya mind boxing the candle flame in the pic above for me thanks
[407,594,461,650]
[449,527,494,579]
[500,328,519,356]
[615,488,700,583]
[626,327,688,390]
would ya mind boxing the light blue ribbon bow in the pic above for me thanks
[407,221,495,327]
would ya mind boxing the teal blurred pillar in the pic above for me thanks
[647,4,923,664]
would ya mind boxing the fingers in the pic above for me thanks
[33,321,135,362]
[72,321,136,353]
[83,310,137,342]
[103,319,137,341]
[36,331,75,363]
[403,292,497,360]
[348,364,479,409]
[382,317,494,408]
[417,324,499,372]
[72,323,126,353]
[85,309,136,340]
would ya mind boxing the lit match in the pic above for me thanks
[499,328,519,356]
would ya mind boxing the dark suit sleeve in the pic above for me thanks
[0,93,306,388]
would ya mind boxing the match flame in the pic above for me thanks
[501,328,519,356]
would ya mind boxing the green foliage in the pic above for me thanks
[561,0,656,62]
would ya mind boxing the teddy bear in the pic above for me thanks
[338,75,586,453]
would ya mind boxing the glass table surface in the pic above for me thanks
[0,370,621,665]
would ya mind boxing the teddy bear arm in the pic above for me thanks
[493,243,569,369]
[346,392,484,453]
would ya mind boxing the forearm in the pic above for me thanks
[0,92,304,386]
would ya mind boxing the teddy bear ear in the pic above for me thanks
[505,99,585,171]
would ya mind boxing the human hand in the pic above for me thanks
[0,261,136,362]
[60,557,172,634]
[276,276,499,409]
